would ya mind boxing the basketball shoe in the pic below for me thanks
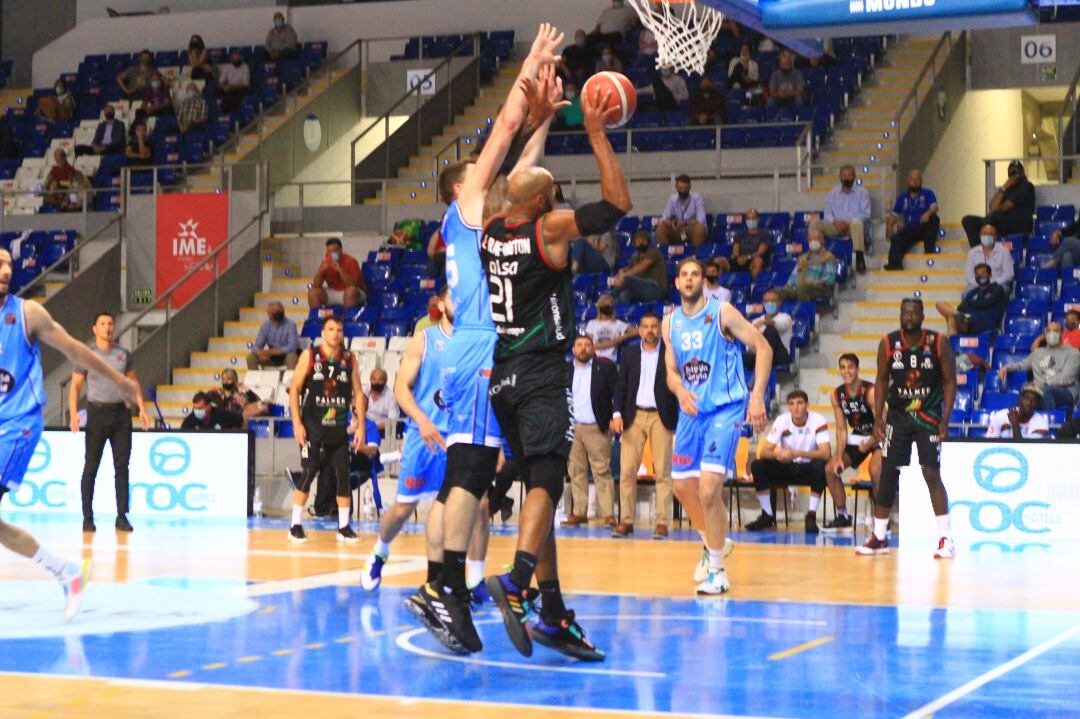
[403,591,466,654]
[486,573,539,657]
[531,610,605,661]
[933,537,956,559]
[288,524,308,544]
[695,568,730,596]
[60,559,91,622]
[856,534,889,555]
[692,538,735,583]
[417,582,482,653]
[360,550,386,590]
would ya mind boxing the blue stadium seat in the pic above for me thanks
[952,387,974,420]
[951,334,991,363]
[1004,316,1043,337]
[981,391,1019,411]
[1016,284,1053,303]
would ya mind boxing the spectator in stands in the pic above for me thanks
[412,295,442,335]
[141,71,173,118]
[595,45,624,74]
[125,121,152,167]
[75,104,125,157]
[209,368,268,420]
[962,160,1036,247]
[36,78,76,122]
[558,82,584,129]
[1042,218,1080,271]
[727,44,760,90]
[935,263,1008,336]
[747,289,792,370]
[44,150,82,212]
[638,28,659,58]
[585,294,637,361]
[657,175,707,247]
[0,115,16,160]
[997,321,1080,411]
[218,51,252,114]
[703,261,731,303]
[964,224,1013,292]
[777,230,836,302]
[884,170,940,271]
[810,165,871,273]
[749,390,831,533]
[703,48,723,76]
[565,335,619,527]
[766,52,806,109]
[1031,310,1080,352]
[426,227,446,278]
[309,238,367,310]
[612,230,668,303]
[560,30,594,85]
[266,12,300,60]
[177,82,209,135]
[117,50,155,101]
[181,391,243,431]
[366,368,399,433]
[591,0,638,48]
[689,75,725,125]
[985,385,1051,439]
[715,208,770,279]
[649,66,689,112]
[188,34,214,81]
[248,301,299,369]
[572,230,615,274]
[1057,415,1080,439]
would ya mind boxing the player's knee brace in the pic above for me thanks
[876,467,900,508]
[527,454,566,505]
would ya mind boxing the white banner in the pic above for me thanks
[4,431,250,518]
[901,440,1080,541]
[406,69,436,95]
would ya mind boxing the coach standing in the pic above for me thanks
[69,311,150,533]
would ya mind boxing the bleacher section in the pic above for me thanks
[1,229,79,294]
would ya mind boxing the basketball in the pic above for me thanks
[582,71,637,128]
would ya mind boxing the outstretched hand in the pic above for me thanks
[521,63,570,126]
[581,86,622,135]
[528,23,564,67]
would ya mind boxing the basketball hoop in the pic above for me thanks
[626,0,724,76]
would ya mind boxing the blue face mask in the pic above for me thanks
[193,408,207,420]
[764,302,778,315]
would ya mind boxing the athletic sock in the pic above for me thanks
[707,548,725,572]
[757,493,773,516]
[807,495,821,513]
[426,560,444,584]
[442,550,467,591]
[538,579,566,622]
[936,513,951,539]
[508,550,537,590]
[873,517,889,541]
[373,539,391,559]
[465,558,485,588]
[33,547,67,578]
[291,504,303,527]
[338,507,350,529]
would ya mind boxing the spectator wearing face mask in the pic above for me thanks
[1031,310,1080,352]
[125,122,152,166]
[727,44,760,90]
[747,289,792,370]
[188,34,214,81]
[964,225,1013,293]
[177,82,208,135]
[657,175,707,248]
[117,50,155,101]
[1041,218,1080,272]
[558,82,584,129]
[810,164,871,273]
[75,105,125,157]
[985,385,1051,439]
[265,12,299,61]
[715,209,771,279]
[141,71,173,118]
[560,30,594,84]
[777,230,836,302]
[935,263,1007,336]
[181,391,243,431]
[648,66,689,112]
[366,368,399,432]
[217,51,252,114]
[584,294,638,361]
[36,79,76,122]
[884,170,940,271]
[210,368,269,420]
[766,52,806,108]
[595,46,624,74]
[689,75,726,125]
[247,301,299,369]
[412,294,443,335]
[612,230,669,303]
[703,261,731,303]
[591,0,638,48]
[309,238,367,310]
[962,160,1036,248]
[998,321,1080,411]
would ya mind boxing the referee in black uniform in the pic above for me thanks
[69,312,150,533]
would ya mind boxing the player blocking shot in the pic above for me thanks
[663,257,770,595]
[822,353,881,533]
[861,298,956,558]
[0,248,139,621]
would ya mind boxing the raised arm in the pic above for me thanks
[393,331,445,452]
[720,302,771,434]
[512,64,568,175]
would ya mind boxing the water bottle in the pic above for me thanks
[252,485,263,517]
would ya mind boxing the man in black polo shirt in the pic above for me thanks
[961,160,1035,247]
[181,391,243,431]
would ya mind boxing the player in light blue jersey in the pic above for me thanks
[662,257,770,595]
[0,248,138,621]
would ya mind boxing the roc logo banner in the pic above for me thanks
[156,193,229,309]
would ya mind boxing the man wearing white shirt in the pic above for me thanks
[584,295,638,361]
[565,336,620,527]
[703,262,732,304]
[985,385,1051,439]
[365,368,399,432]
[749,390,831,533]
[747,289,792,370]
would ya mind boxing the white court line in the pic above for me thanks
[899,621,1080,719]
[245,556,427,597]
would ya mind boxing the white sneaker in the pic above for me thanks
[360,550,386,591]
[695,568,730,596]
[934,537,956,559]
[692,538,735,583]
[60,559,91,622]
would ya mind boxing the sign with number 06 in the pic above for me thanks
[1020,35,1056,65]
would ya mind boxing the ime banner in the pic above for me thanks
[156,192,229,309]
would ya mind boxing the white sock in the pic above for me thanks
[757,493,773,516]
[373,539,391,559]
[291,504,303,527]
[33,547,67,578]
[707,548,725,572]
[466,559,485,588]
[936,513,951,539]
[873,517,889,541]
[338,507,350,529]
[808,495,821,513]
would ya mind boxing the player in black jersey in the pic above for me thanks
[287,316,366,545]
[860,299,957,558]
[823,353,880,533]
[481,82,631,663]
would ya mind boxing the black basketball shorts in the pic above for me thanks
[881,410,941,471]
[489,351,573,461]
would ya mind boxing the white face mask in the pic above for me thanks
[331,251,341,262]
[1045,331,1062,347]
[809,240,822,253]
[193,408,207,420]
[746,219,759,230]
[980,234,995,248]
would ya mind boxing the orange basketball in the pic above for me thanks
[582,71,637,129]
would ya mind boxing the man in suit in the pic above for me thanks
[75,104,126,157]
[611,311,678,539]
[565,334,619,527]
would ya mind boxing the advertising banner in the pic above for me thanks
[155,192,229,309]
[4,431,250,518]
[757,0,1030,29]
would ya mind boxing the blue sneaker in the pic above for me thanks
[360,551,386,591]
[468,580,491,608]
[531,610,605,662]
[485,573,538,657]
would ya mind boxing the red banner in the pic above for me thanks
[156,193,229,309]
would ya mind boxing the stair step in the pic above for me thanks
[240,306,309,323]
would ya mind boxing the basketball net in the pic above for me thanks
[626,0,724,76]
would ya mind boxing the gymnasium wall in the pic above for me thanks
[970,23,1080,90]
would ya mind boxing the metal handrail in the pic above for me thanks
[14,214,123,298]
[1057,62,1080,181]
[891,32,952,133]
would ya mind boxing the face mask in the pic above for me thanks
[151,80,162,89]
[370,383,386,393]
[976,275,990,287]
[274,19,284,28]
[55,86,65,94]
[598,304,613,314]
[575,37,586,48]
[841,179,854,189]
[764,302,778,315]
[677,189,690,199]
[1066,321,1078,331]
[428,306,442,321]
[661,70,672,78]
[809,240,822,253]
[232,59,243,67]
[104,111,115,120]
[330,251,341,262]
[602,54,613,64]
[980,234,995,248]
[909,185,922,193]
[188,90,199,98]
[565,91,576,100]
[1046,332,1062,347]
[635,242,648,251]
[222,382,236,392]
[193,408,207,420]
[706,274,719,283]
[271,311,285,322]
[746,219,758,230]
[191,39,203,49]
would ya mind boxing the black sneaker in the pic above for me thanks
[403,591,466,654]
[882,263,903,271]
[82,517,96,533]
[804,512,819,534]
[855,252,867,273]
[336,526,359,544]
[746,512,776,531]
[485,573,539,657]
[822,514,854,534]
[288,524,308,544]
[115,515,133,532]
[531,610,605,662]
[418,582,483,654]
